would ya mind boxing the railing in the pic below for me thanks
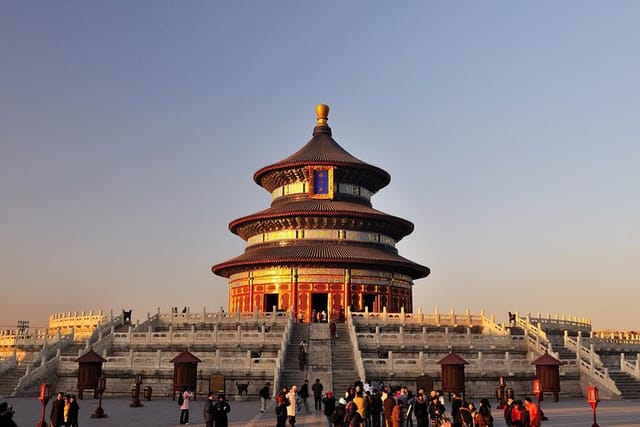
[0,353,17,377]
[355,327,522,350]
[346,312,366,382]
[13,348,63,396]
[351,307,484,327]
[273,311,294,396]
[112,326,285,346]
[527,312,591,331]
[620,353,640,380]
[156,307,290,327]
[361,350,533,376]
[564,333,620,396]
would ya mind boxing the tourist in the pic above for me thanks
[203,392,215,427]
[454,401,473,427]
[213,394,231,427]
[331,397,347,427]
[524,397,541,427]
[353,389,366,420]
[49,392,65,427]
[179,386,194,425]
[382,389,395,427]
[450,393,462,424]
[0,401,17,427]
[67,395,80,427]
[312,378,324,411]
[413,393,429,427]
[391,397,403,427]
[286,385,298,426]
[323,391,336,427]
[474,398,493,427]
[300,379,310,412]
[275,395,289,427]
[259,381,271,413]
[371,389,383,427]
[330,321,337,345]
[346,400,364,427]
[427,396,445,427]
[299,348,307,371]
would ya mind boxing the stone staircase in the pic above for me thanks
[0,364,27,397]
[278,323,310,390]
[607,371,640,399]
[331,324,357,395]
[546,333,576,361]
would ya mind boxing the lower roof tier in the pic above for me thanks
[212,242,430,279]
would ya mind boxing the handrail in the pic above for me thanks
[273,311,293,397]
[346,314,365,382]
[620,353,640,380]
[563,333,620,396]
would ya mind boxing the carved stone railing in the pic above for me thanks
[14,348,63,396]
[620,353,640,380]
[528,312,591,332]
[0,353,17,377]
[355,327,523,350]
[156,307,289,327]
[593,330,640,343]
[273,311,294,396]
[362,350,533,376]
[352,307,484,327]
[112,326,285,347]
[564,332,620,396]
[346,311,366,381]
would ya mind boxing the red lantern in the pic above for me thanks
[587,386,599,427]
[533,379,542,400]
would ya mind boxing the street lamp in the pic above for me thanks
[91,377,108,418]
[496,376,506,409]
[130,374,143,407]
[587,385,599,427]
[37,383,51,427]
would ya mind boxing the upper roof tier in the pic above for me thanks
[254,104,391,193]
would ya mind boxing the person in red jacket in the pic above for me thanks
[524,397,541,427]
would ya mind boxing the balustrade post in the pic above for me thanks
[434,307,440,325]
[620,353,625,371]
[157,349,161,369]
[465,308,471,326]
[375,326,380,347]
[445,327,450,346]
[400,306,405,326]
[400,326,404,348]
[388,351,393,372]
[129,349,134,368]
[450,307,456,326]
[247,350,251,370]
[478,351,483,371]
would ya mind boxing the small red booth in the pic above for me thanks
[75,347,107,399]
[532,351,561,402]
[437,351,468,400]
[171,350,201,400]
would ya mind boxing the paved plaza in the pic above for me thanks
[3,395,640,427]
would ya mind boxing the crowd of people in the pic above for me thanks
[49,392,80,427]
[269,378,544,427]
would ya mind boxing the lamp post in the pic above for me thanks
[533,379,543,403]
[37,383,51,427]
[130,374,143,407]
[91,377,108,418]
[587,385,599,427]
[496,376,506,409]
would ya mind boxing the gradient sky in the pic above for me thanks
[1,2,638,331]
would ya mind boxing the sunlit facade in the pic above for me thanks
[212,105,429,322]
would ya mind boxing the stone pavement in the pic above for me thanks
[3,395,640,426]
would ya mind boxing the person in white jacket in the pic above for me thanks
[286,385,298,426]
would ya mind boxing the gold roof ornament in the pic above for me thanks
[316,104,330,126]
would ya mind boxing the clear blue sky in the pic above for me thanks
[1,2,638,330]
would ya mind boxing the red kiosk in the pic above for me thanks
[437,351,469,400]
[75,348,106,399]
[532,351,561,402]
[171,350,201,400]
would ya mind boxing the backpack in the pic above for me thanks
[178,393,184,405]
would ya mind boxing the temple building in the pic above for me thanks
[212,105,429,322]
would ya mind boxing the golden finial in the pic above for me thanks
[316,104,330,126]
